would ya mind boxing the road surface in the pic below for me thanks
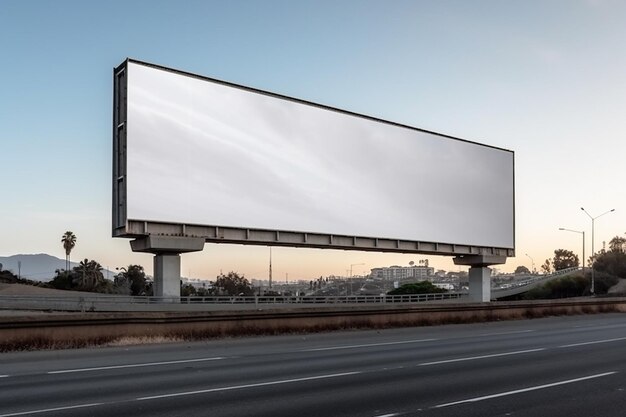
[1,313,626,416]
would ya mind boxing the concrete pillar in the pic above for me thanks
[154,254,182,299]
[468,266,491,302]
[454,254,507,303]
[130,236,205,299]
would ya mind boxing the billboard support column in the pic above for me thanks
[454,254,507,302]
[468,267,491,302]
[154,254,181,299]
[130,236,205,300]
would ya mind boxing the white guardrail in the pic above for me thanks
[0,268,583,311]
[492,267,581,293]
[0,292,467,311]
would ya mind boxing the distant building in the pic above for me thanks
[370,265,434,281]
[433,282,455,290]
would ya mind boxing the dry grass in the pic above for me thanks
[104,335,186,347]
[0,283,96,297]
[0,301,622,352]
[0,336,115,352]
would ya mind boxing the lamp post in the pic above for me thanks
[558,228,585,277]
[269,247,272,289]
[349,263,365,295]
[524,253,535,274]
[581,207,615,295]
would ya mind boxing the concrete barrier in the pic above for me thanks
[0,298,624,351]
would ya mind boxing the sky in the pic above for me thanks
[1,0,625,280]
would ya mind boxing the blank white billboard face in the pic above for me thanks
[122,61,514,249]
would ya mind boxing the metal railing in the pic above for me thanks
[0,292,466,312]
[0,269,585,311]
[492,267,581,290]
[491,267,582,298]
[179,292,464,305]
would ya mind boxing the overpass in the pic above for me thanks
[491,267,582,299]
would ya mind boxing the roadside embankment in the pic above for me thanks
[0,298,624,352]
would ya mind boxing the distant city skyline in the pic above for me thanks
[2,1,625,279]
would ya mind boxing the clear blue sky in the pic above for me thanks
[1,0,625,279]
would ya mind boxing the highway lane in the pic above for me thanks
[1,313,626,416]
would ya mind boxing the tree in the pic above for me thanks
[608,236,626,253]
[61,231,77,272]
[114,265,149,295]
[514,265,530,274]
[587,250,600,270]
[113,271,131,294]
[0,268,17,283]
[196,287,210,296]
[181,282,197,296]
[214,271,254,296]
[49,260,115,293]
[552,249,579,271]
[541,259,552,274]
[50,269,75,290]
[75,258,104,291]
[593,250,626,278]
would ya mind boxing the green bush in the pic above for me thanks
[593,271,619,294]
[49,270,75,290]
[522,272,619,300]
[387,281,447,295]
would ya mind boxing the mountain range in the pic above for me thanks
[0,254,116,282]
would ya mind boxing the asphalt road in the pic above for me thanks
[1,313,626,416]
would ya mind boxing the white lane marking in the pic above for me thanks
[0,402,104,417]
[571,323,626,330]
[434,372,617,408]
[137,371,362,401]
[478,330,534,337]
[0,375,9,378]
[373,414,399,417]
[418,349,545,366]
[302,339,437,352]
[559,336,626,348]
[47,357,225,374]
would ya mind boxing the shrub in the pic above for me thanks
[387,281,447,295]
[522,271,619,300]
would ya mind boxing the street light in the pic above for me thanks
[558,228,585,277]
[349,263,365,295]
[581,207,615,294]
[524,253,535,274]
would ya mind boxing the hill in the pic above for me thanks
[0,254,115,282]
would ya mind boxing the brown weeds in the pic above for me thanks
[1,301,623,352]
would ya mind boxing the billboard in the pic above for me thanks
[113,59,514,257]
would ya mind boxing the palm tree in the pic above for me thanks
[61,231,77,272]
[75,258,105,290]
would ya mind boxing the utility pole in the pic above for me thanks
[269,247,272,289]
